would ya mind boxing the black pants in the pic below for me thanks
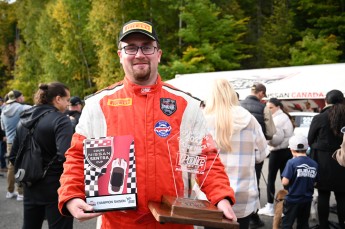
[318,190,345,229]
[255,161,264,198]
[267,148,292,203]
[249,161,264,222]
[23,201,73,229]
[282,201,311,229]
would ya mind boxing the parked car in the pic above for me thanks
[289,112,318,137]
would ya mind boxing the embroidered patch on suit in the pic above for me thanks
[160,98,176,116]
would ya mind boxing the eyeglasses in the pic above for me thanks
[121,45,157,55]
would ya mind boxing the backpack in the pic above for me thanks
[14,110,56,187]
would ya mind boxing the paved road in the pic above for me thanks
[0,172,97,229]
[0,158,338,228]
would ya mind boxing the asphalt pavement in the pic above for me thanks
[0,158,338,229]
[0,171,97,229]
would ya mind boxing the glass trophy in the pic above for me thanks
[148,109,239,228]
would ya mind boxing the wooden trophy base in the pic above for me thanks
[148,195,239,228]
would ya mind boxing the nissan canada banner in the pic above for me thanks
[166,63,345,101]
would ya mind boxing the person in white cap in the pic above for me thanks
[281,134,318,229]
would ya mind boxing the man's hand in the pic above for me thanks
[217,199,237,222]
[66,198,102,222]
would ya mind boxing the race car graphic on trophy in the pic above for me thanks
[83,136,137,212]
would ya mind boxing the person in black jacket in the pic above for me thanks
[9,82,74,229]
[308,89,345,229]
[65,96,83,132]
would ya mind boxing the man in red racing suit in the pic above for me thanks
[58,20,236,229]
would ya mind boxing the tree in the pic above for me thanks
[0,1,17,96]
[37,0,96,96]
[13,0,48,103]
[87,0,123,90]
[165,0,249,78]
[257,0,294,67]
[289,33,341,65]
[289,0,345,62]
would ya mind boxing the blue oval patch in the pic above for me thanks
[154,121,172,138]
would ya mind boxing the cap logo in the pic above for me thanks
[123,22,152,34]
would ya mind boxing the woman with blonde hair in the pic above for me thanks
[203,78,269,229]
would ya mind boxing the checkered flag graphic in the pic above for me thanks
[84,138,111,196]
[126,140,137,193]
[85,138,112,148]
[84,164,107,196]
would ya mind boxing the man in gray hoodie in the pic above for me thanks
[1,90,31,201]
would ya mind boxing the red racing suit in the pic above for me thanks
[58,76,235,229]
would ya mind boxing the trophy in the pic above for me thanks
[148,108,239,228]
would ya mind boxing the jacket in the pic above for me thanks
[1,102,31,143]
[205,106,269,218]
[10,104,73,203]
[58,76,235,229]
[240,96,266,137]
[268,109,294,151]
[65,110,81,132]
[308,106,345,191]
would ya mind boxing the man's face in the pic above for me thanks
[118,33,162,85]
[68,104,82,112]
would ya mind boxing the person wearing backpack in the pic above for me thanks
[9,82,74,229]
[1,90,31,201]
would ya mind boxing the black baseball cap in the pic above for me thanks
[70,96,83,106]
[118,20,159,44]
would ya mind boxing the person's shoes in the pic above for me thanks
[16,194,23,201]
[249,213,265,229]
[258,203,274,216]
[6,191,17,199]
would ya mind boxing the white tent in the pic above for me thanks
[165,63,345,101]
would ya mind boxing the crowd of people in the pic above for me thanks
[0,87,83,228]
[0,19,344,229]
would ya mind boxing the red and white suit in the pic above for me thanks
[58,76,235,229]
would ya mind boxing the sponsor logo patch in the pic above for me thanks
[123,22,152,34]
[108,98,132,107]
[160,98,177,116]
[154,121,172,138]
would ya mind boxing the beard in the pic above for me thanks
[132,63,151,82]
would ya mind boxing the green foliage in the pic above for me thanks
[0,0,344,100]
[168,0,250,77]
[290,33,341,66]
[12,0,47,103]
[290,0,345,61]
[88,0,122,90]
[0,1,17,96]
[257,0,294,67]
